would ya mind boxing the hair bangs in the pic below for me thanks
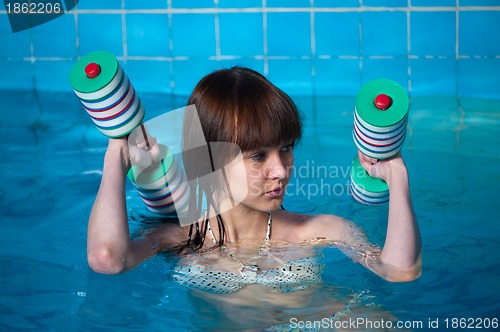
[186,66,302,153]
[233,86,302,152]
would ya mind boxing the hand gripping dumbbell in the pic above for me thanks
[350,79,409,204]
[69,51,189,216]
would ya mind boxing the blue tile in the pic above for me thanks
[172,59,220,96]
[127,14,170,57]
[1,9,32,55]
[459,11,500,55]
[219,13,263,57]
[411,11,455,56]
[0,60,33,90]
[362,11,407,57]
[34,60,75,91]
[315,12,360,56]
[314,58,360,96]
[31,14,77,58]
[76,0,122,9]
[267,12,311,56]
[218,0,261,7]
[410,58,456,96]
[0,23,31,58]
[78,14,124,56]
[171,0,215,8]
[314,0,359,7]
[459,0,499,5]
[125,0,168,9]
[267,59,313,96]
[123,60,171,93]
[361,58,408,89]
[411,0,456,5]
[266,0,310,7]
[458,58,500,99]
[171,14,216,57]
[363,0,407,6]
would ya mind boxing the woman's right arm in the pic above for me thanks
[87,138,160,274]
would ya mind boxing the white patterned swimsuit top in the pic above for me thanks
[173,255,323,294]
[172,212,324,294]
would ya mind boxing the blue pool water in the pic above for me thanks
[0,90,499,331]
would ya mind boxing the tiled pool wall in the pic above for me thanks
[0,1,499,98]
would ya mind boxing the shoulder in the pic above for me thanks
[272,209,353,244]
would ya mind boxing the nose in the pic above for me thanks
[266,152,288,180]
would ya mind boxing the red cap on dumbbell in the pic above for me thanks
[85,62,101,79]
[374,94,392,111]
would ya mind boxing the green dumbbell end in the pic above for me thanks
[355,79,409,128]
[350,155,389,204]
[69,51,118,93]
[127,144,174,189]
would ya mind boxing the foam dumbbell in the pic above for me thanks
[69,51,188,216]
[350,79,409,204]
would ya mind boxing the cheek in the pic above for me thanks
[223,162,252,202]
[245,166,266,195]
[284,154,294,177]
[280,155,294,188]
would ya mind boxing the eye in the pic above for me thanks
[249,151,266,162]
[280,142,294,153]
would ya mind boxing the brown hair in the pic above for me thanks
[182,66,302,251]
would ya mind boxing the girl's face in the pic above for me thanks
[223,142,295,213]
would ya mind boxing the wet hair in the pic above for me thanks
[181,66,302,252]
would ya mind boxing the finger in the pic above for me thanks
[357,150,371,172]
[129,145,152,167]
[128,145,142,164]
[149,143,162,162]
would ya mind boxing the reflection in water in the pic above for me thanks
[167,242,399,331]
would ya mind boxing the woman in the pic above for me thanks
[87,67,422,290]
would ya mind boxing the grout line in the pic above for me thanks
[407,0,412,95]
[214,0,221,60]
[74,7,80,57]
[29,28,36,91]
[167,0,175,92]
[262,0,268,76]
[455,0,460,61]
[21,5,499,15]
[310,0,316,97]
[358,0,363,85]
[7,54,497,62]
[455,0,460,98]
[454,0,463,148]
[28,28,34,64]
[310,0,317,120]
[406,0,413,144]
[121,0,127,63]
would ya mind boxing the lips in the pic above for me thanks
[265,187,282,196]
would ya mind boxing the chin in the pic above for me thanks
[238,196,283,213]
[263,198,284,211]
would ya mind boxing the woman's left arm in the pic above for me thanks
[357,151,422,282]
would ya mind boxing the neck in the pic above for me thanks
[209,206,269,243]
